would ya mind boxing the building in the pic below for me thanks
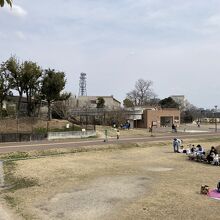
[2,96,48,117]
[76,96,121,110]
[2,96,27,115]
[126,107,180,128]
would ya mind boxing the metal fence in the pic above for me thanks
[0,133,47,143]
[0,131,97,143]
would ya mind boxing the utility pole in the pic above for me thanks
[215,105,218,132]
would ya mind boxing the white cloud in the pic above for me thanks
[4,4,27,17]
[15,31,26,40]
[206,14,220,27]
[0,32,7,40]
[128,51,136,56]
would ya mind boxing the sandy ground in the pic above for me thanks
[96,126,154,138]
[0,204,11,220]
[0,200,19,220]
[1,139,220,220]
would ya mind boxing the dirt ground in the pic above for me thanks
[1,139,220,220]
[95,123,216,139]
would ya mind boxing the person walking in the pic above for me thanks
[116,129,120,140]
[172,124,177,133]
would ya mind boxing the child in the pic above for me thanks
[116,129,120,140]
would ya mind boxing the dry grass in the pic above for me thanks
[1,140,220,220]
[96,125,159,138]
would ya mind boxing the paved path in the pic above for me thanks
[0,132,219,154]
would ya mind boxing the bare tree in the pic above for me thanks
[126,79,156,106]
[53,94,76,119]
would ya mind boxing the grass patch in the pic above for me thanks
[33,127,47,134]
[34,124,82,134]
[0,152,30,160]
[0,141,171,162]
[199,137,220,143]
[86,135,98,139]
[1,162,39,220]
[37,149,66,157]
[3,194,34,220]
[3,195,18,208]
[3,161,39,192]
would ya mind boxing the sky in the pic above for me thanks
[1,0,220,109]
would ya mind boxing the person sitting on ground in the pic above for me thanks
[184,146,190,155]
[207,146,218,164]
[195,144,206,161]
[196,144,205,154]
[190,145,195,152]
[184,144,193,155]
[217,180,220,193]
[188,145,197,160]
[179,145,186,153]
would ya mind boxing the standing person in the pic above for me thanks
[175,125,177,132]
[116,129,120,140]
[172,124,177,133]
[173,138,178,153]
[128,121,131,130]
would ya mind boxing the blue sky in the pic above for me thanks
[1,0,220,108]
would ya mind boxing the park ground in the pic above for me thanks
[0,135,220,220]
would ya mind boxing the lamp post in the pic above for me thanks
[215,105,218,132]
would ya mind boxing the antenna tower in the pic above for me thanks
[78,72,87,96]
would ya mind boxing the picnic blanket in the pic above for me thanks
[208,189,220,200]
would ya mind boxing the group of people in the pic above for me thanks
[112,121,131,130]
[120,121,131,130]
[173,138,219,165]
[187,144,206,162]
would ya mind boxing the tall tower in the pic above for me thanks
[78,72,87,96]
